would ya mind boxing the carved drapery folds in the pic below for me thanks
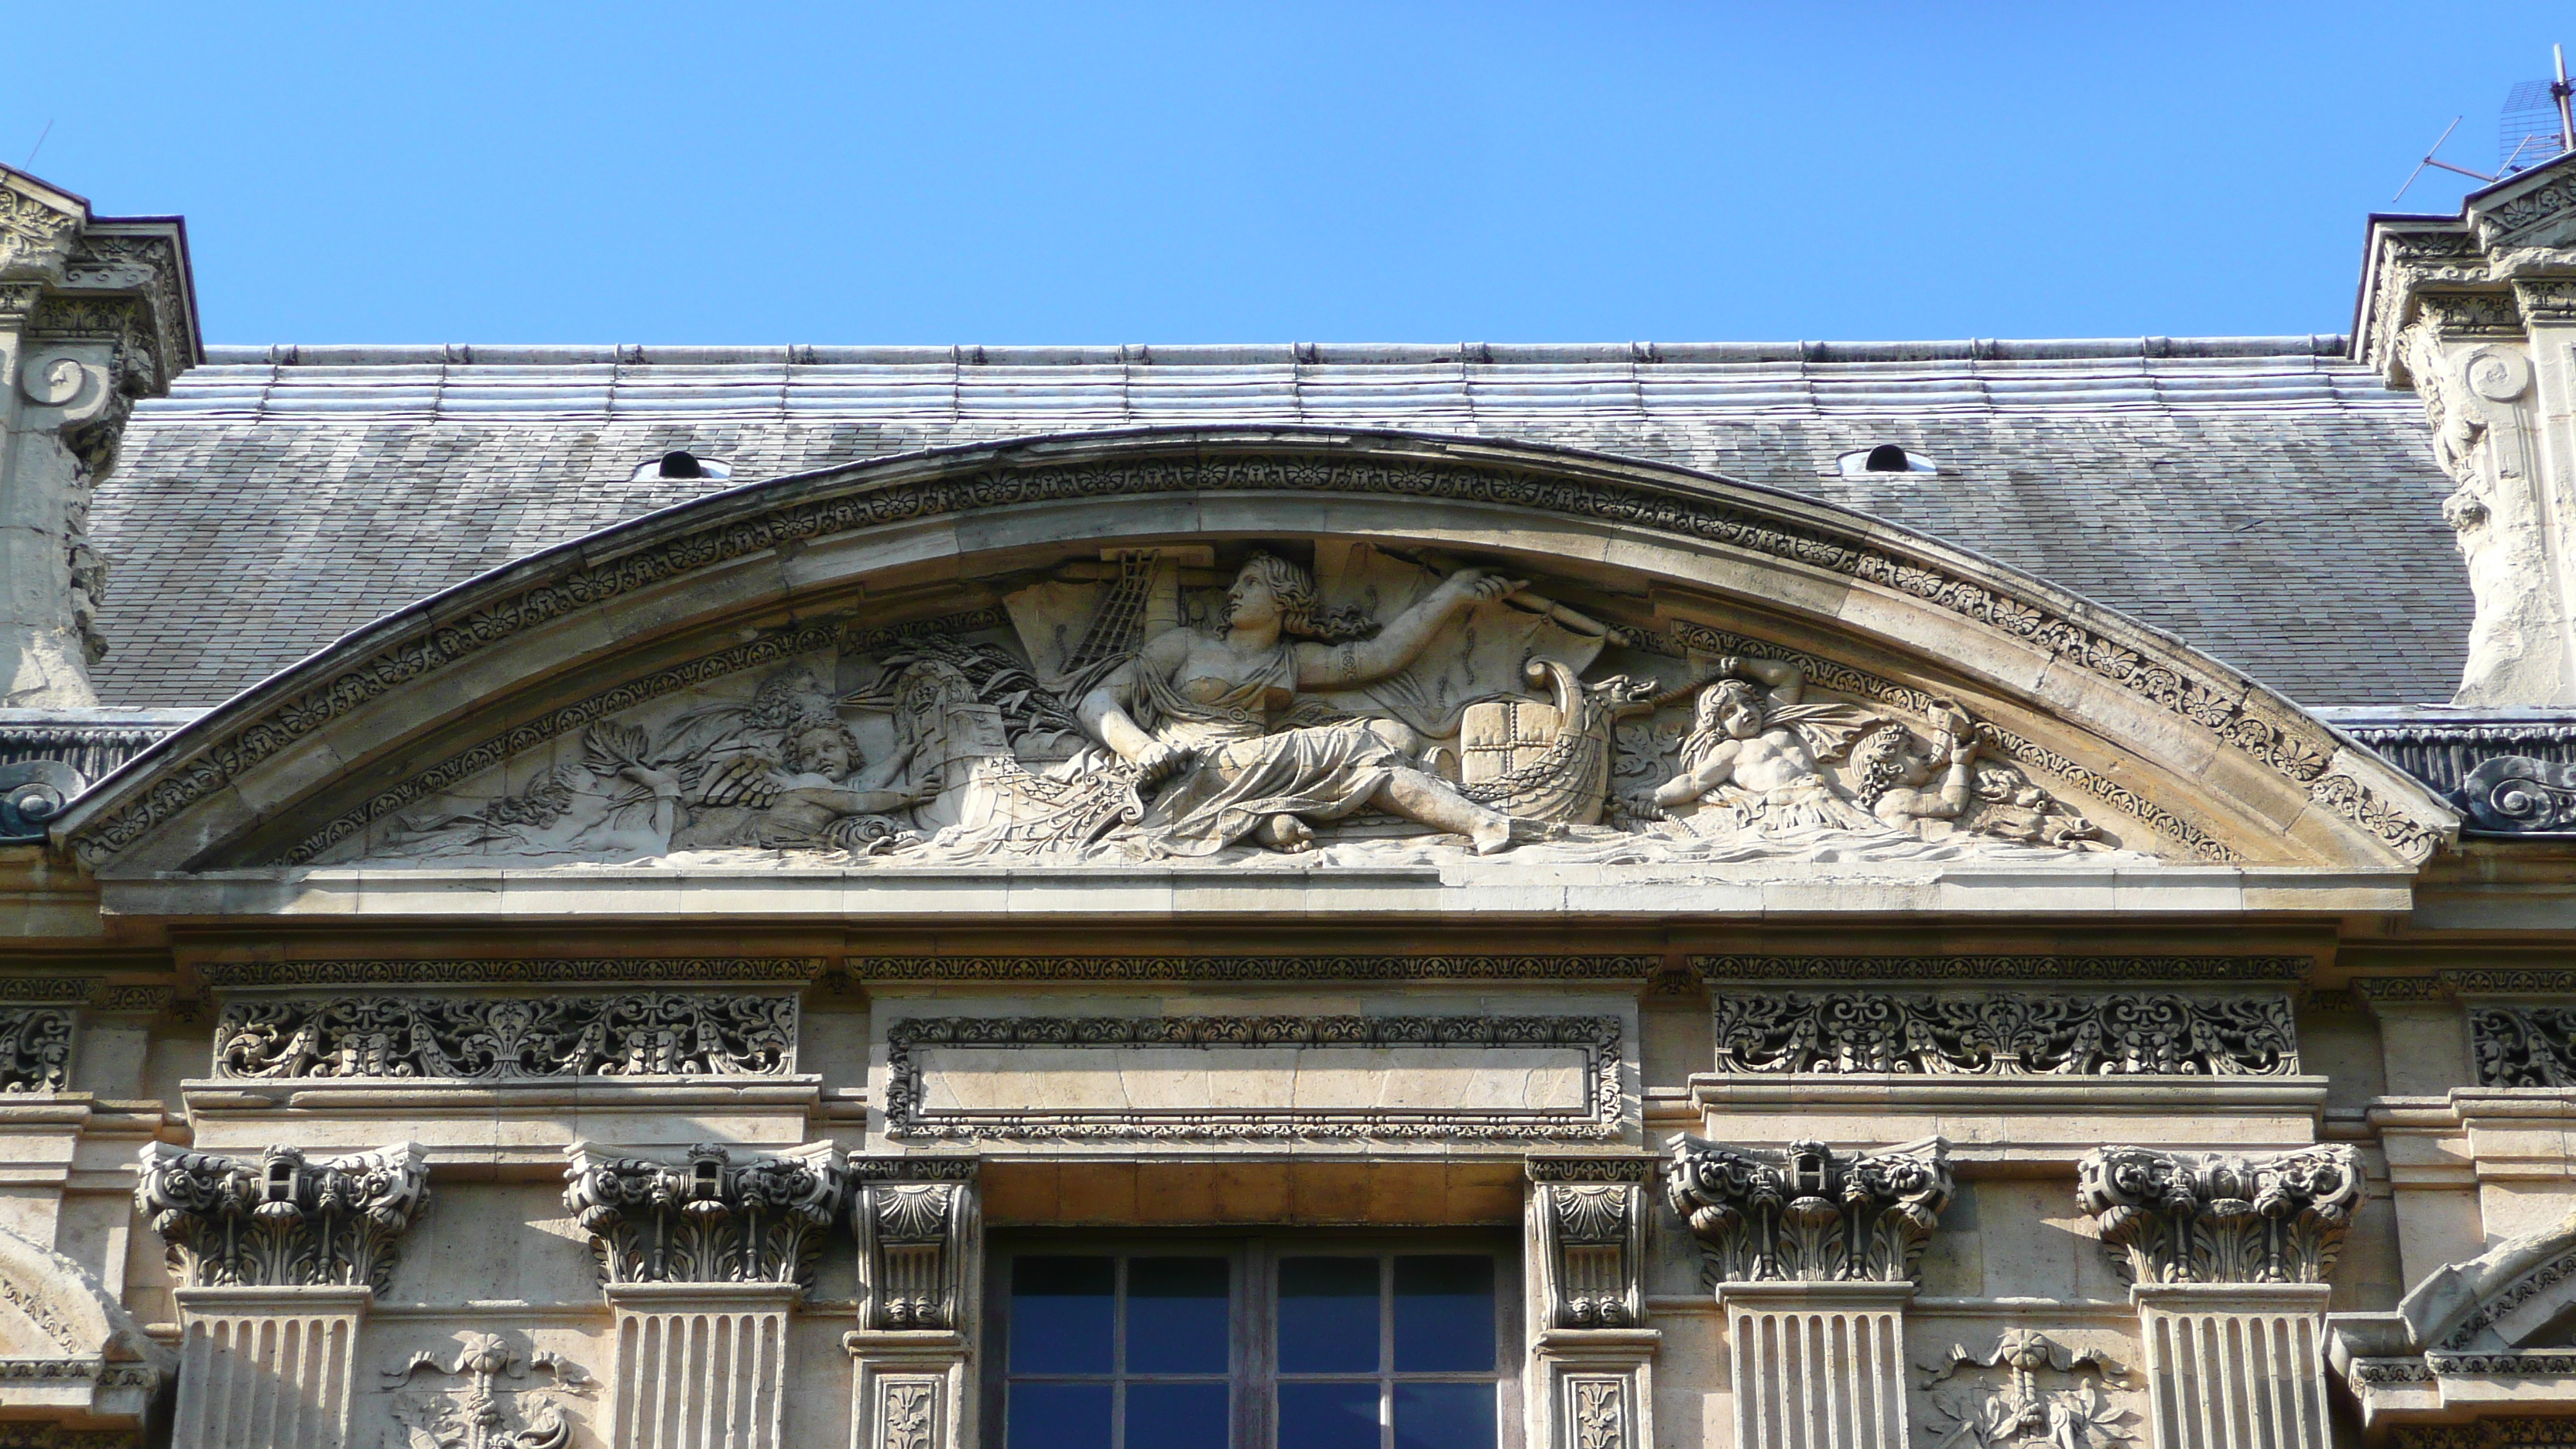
[213,992,796,1080]
[850,1157,979,1331]
[1530,1156,1653,1329]
[560,1141,841,1293]
[0,1008,72,1091]
[1708,990,2297,1076]
[2075,1146,2362,1286]
[1664,1136,1952,1284]
[136,1142,429,1292]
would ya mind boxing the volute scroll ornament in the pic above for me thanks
[135,1141,430,1291]
[850,1156,980,1334]
[2074,1144,2362,1286]
[1663,1135,1952,1285]
[560,1140,842,1293]
[1529,1156,1655,1330]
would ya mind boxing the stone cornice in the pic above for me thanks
[53,430,2451,872]
[851,954,1656,982]
[1690,954,2311,983]
[194,957,825,988]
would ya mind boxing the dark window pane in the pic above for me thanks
[1279,1257,1380,1373]
[1392,1256,1494,1372]
[1009,1382,1112,1449]
[1128,1257,1231,1374]
[1127,1382,1231,1449]
[1279,1381,1381,1449]
[1012,1256,1115,1374]
[1394,1383,1496,1449]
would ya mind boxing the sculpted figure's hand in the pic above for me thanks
[1128,738,1194,788]
[1440,567,1530,605]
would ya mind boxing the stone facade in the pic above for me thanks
[8,154,2576,1449]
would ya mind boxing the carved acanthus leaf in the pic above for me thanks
[0,1009,73,1092]
[1708,990,2297,1077]
[136,1142,430,1291]
[2074,1145,2361,1286]
[560,1141,841,1293]
[1663,1136,1953,1285]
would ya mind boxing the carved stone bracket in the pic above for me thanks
[211,992,797,1080]
[1529,1155,1653,1329]
[2074,1145,2362,1286]
[850,1156,979,1332]
[137,1141,429,1291]
[1708,989,2297,1076]
[0,1009,72,1092]
[1663,1136,1952,1285]
[560,1140,841,1293]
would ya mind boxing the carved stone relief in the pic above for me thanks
[1529,1156,1654,1329]
[1920,1330,2137,1447]
[382,1333,595,1449]
[850,1157,979,1332]
[1708,990,2297,1076]
[881,1014,1625,1142]
[289,543,2156,874]
[211,992,796,1080]
[0,1009,72,1091]
[135,1142,430,1291]
[1663,1136,1952,1284]
[2074,1146,2362,1285]
[560,1141,841,1293]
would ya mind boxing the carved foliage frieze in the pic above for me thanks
[0,1009,72,1092]
[2075,1146,2361,1286]
[1708,990,2297,1077]
[1663,1136,1952,1284]
[212,992,796,1081]
[851,1156,979,1333]
[881,1015,1625,1142]
[136,1142,430,1291]
[1530,1156,1655,1330]
[560,1142,841,1293]
[2469,1005,2576,1088]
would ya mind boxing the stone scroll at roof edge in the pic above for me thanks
[91,337,2462,710]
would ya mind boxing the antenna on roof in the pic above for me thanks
[2396,117,2498,202]
[2496,44,2576,175]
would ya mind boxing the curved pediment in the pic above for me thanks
[53,426,2451,904]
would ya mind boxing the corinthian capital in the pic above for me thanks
[135,1142,430,1292]
[2075,1144,2361,1286]
[1663,1136,1952,1285]
[561,1140,843,1293]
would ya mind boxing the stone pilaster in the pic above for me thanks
[1665,1135,1952,1449]
[2078,1144,2361,1449]
[844,1156,980,1449]
[1526,1154,1659,1449]
[0,167,196,707]
[136,1142,429,1449]
[563,1139,842,1449]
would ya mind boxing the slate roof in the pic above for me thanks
[92,337,2464,710]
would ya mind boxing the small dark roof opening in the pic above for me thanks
[658,450,707,479]
[1863,444,1911,473]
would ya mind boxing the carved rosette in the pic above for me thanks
[1663,1136,1952,1284]
[850,1156,980,1332]
[1529,1156,1653,1330]
[213,992,796,1080]
[1708,990,2297,1076]
[2074,1145,2361,1286]
[560,1141,841,1293]
[136,1142,430,1292]
[0,1008,73,1092]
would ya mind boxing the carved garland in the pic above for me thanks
[882,1014,1625,1142]
[66,450,2438,865]
[211,992,797,1081]
[1708,990,2298,1077]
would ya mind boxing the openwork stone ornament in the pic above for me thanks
[1920,1329,2136,1447]
[2075,1145,2362,1285]
[2468,1005,2576,1088]
[212,992,796,1080]
[850,1156,979,1332]
[1529,1156,1655,1329]
[1708,990,2297,1076]
[136,1142,430,1291]
[560,1141,842,1293]
[1663,1136,1953,1284]
[0,1008,73,1091]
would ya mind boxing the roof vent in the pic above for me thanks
[632,450,733,482]
[1837,445,1937,478]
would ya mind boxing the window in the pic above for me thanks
[993,1240,1513,1449]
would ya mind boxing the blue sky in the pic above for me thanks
[9,4,2568,344]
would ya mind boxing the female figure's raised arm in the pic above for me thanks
[1290,568,1526,689]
